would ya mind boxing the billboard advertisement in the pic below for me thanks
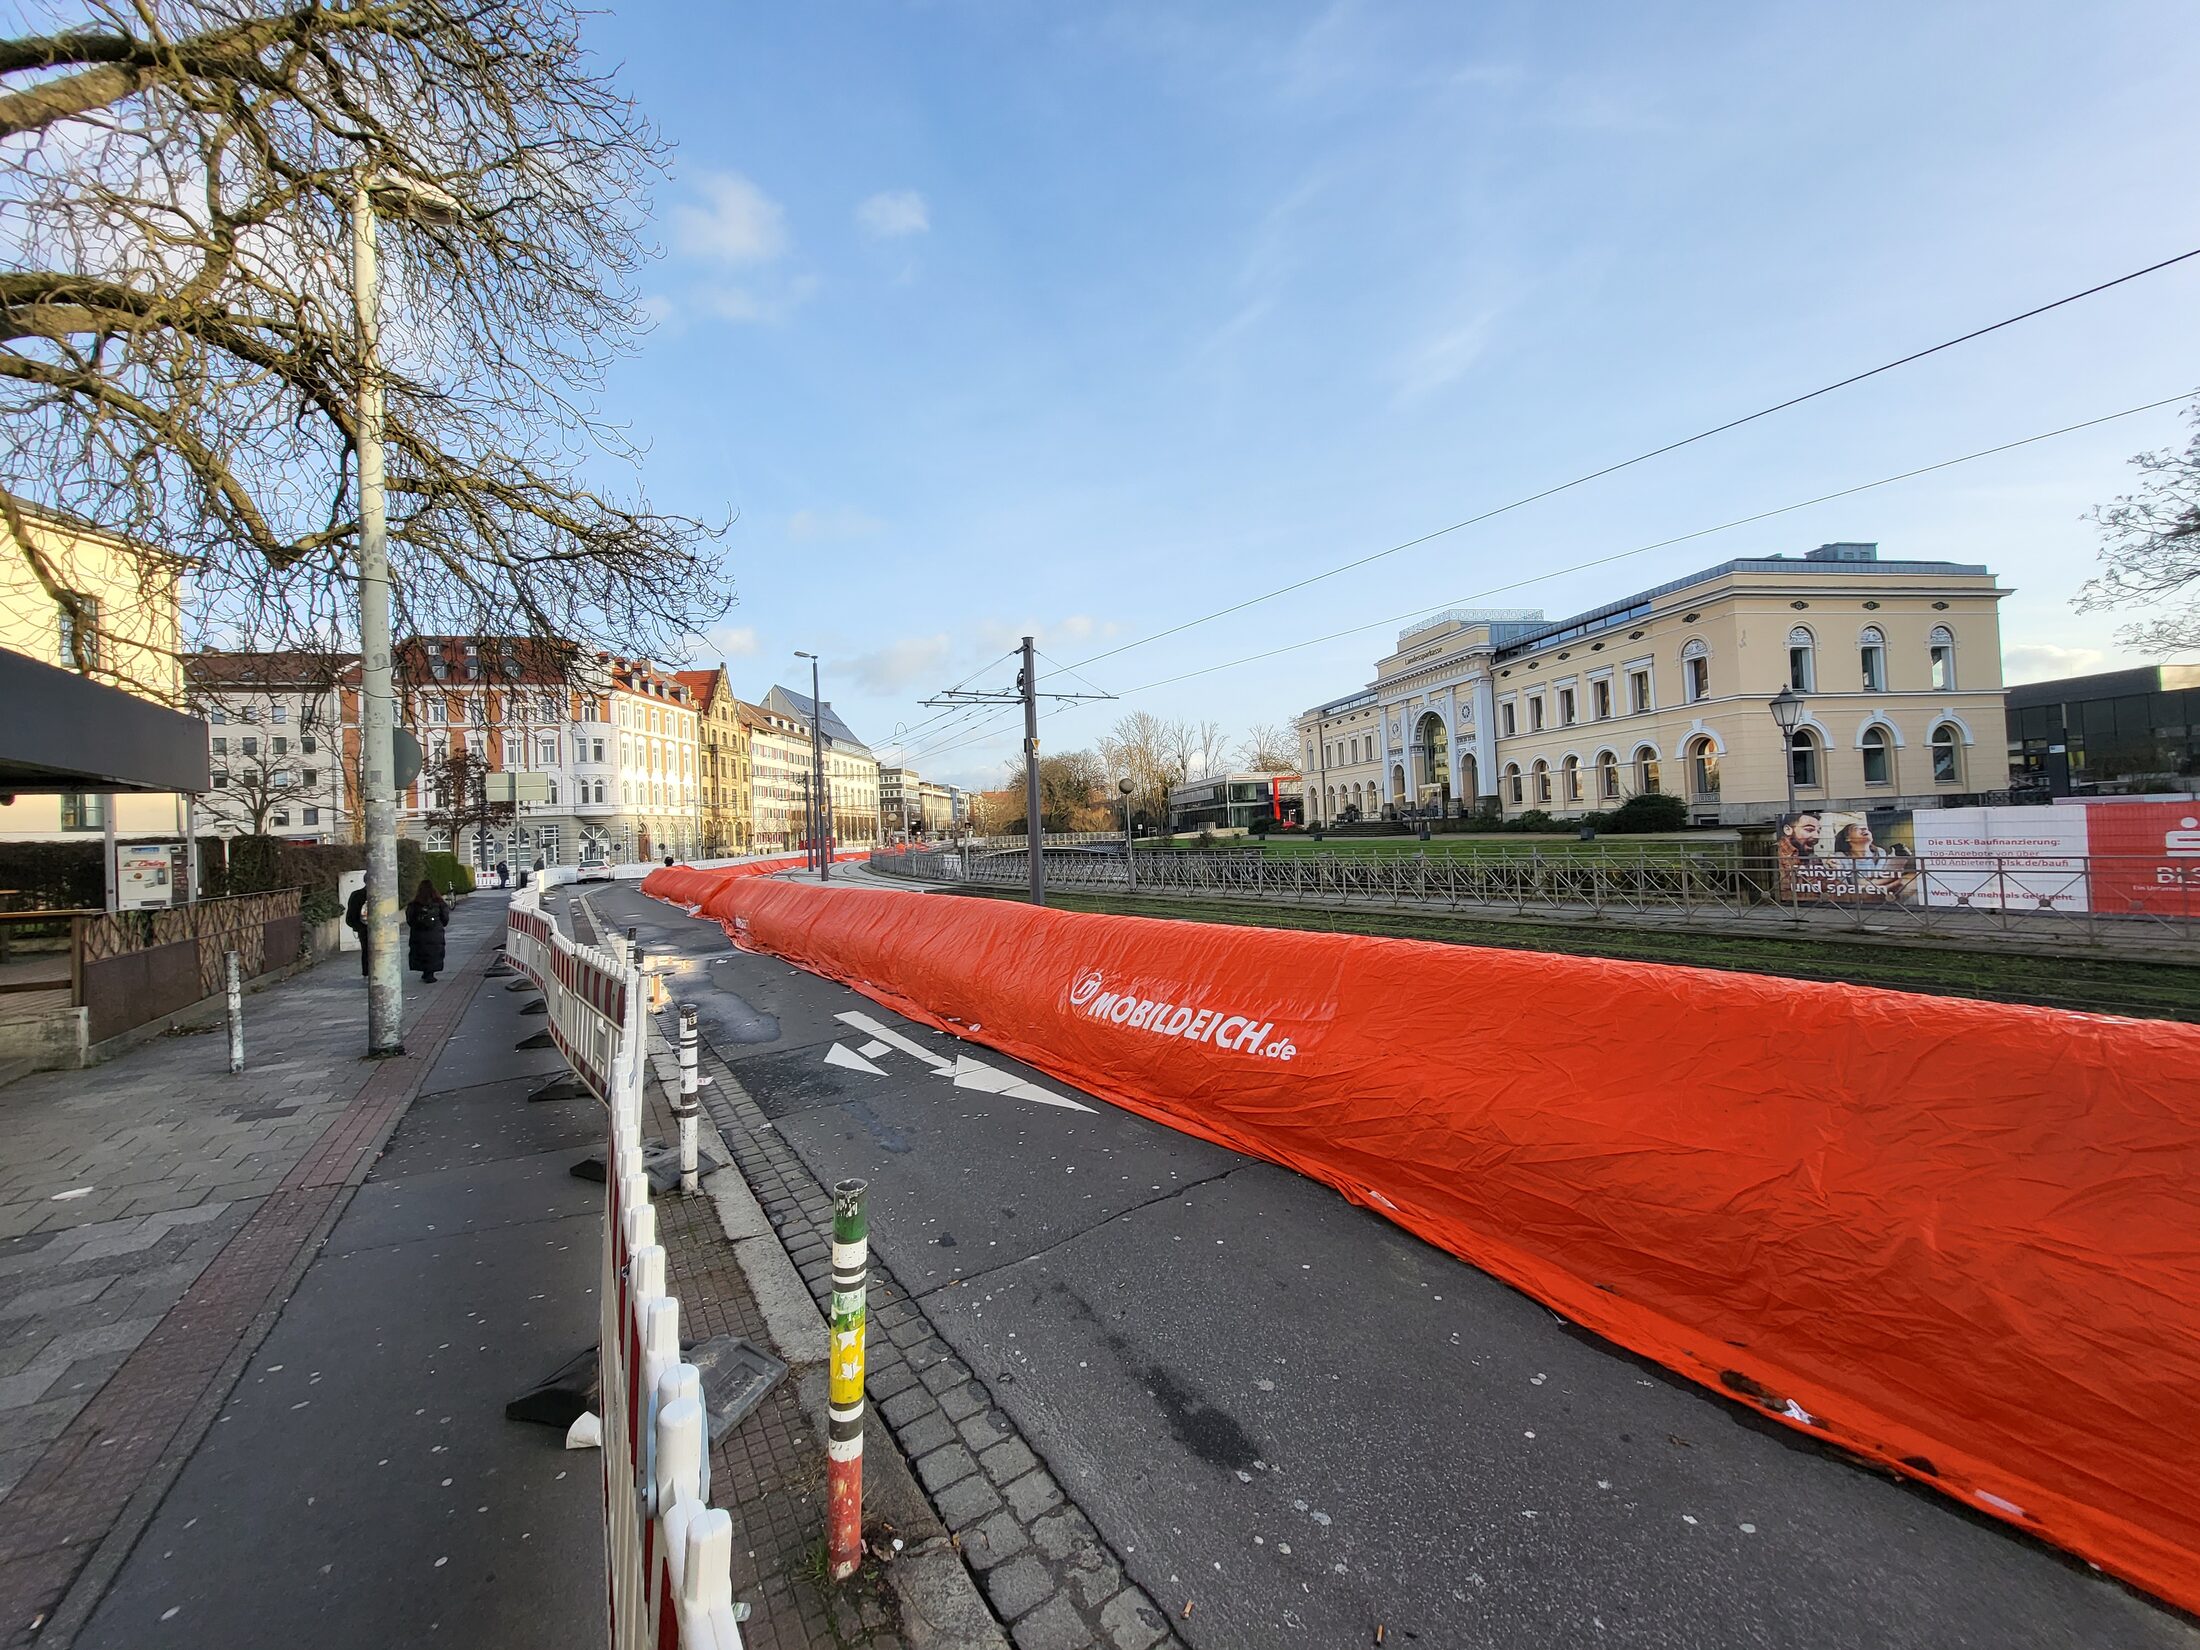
[1774,801,2198,916]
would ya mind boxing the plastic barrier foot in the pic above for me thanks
[505,1346,602,1428]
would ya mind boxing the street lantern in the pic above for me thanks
[1768,686,1806,821]
[794,650,828,881]
[1117,775,1136,891]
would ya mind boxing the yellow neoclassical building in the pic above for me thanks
[0,506,195,845]
[1297,543,2010,826]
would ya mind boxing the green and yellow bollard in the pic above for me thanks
[827,1178,869,1581]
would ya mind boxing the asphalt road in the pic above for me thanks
[580,879,2195,1650]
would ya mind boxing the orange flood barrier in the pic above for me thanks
[642,868,2200,1613]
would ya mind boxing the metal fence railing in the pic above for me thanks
[869,843,2200,948]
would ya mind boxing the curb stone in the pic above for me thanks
[644,1018,1007,1649]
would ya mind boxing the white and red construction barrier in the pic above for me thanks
[506,883,747,1650]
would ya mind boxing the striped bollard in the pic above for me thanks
[675,1004,701,1196]
[827,1178,869,1582]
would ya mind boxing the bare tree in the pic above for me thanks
[1097,709,1175,829]
[1193,718,1229,778]
[1158,717,1197,785]
[419,745,511,865]
[0,0,731,686]
[2078,403,2200,654]
[1236,722,1295,773]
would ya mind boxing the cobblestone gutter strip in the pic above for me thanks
[642,1023,1002,1650]
[690,1042,1180,1650]
[0,930,502,1649]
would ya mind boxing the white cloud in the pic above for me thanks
[1394,307,1501,399]
[710,625,760,660]
[787,507,884,542]
[674,172,790,266]
[2003,641,2107,684]
[856,190,930,239]
[697,274,817,326]
[850,635,954,694]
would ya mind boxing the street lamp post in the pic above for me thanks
[351,167,460,1056]
[1118,776,1136,891]
[795,652,828,882]
[1769,686,1807,822]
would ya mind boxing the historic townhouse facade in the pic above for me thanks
[1297,543,2010,827]
[187,651,357,841]
[676,666,753,855]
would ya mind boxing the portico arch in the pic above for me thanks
[1412,710,1452,810]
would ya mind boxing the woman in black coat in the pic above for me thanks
[405,879,449,982]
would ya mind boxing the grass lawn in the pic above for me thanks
[953,886,2200,1022]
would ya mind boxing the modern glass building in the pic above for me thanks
[2006,665,2200,796]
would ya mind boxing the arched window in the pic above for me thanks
[1632,745,1661,794]
[1860,724,1893,786]
[1931,722,1962,785]
[1788,727,1821,789]
[1858,626,1887,692]
[1928,625,1956,691]
[545,778,559,806]
[1562,754,1583,802]
[1786,626,1816,693]
[426,826,451,852]
[1687,735,1720,797]
[1681,638,1711,703]
[1504,762,1523,804]
[1597,750,1621,800]
[1532,760,1552,804]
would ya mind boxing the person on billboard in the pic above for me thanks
[1885,842,1922,903]
[1832,820,1894,899]
[1775,811,1823,899]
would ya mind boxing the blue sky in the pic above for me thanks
[588,1,2200,790]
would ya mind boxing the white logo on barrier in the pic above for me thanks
[1067,971,1298,1060]
[2169,817,2200,859]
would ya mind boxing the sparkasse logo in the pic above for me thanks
[1064,970,1297,1060]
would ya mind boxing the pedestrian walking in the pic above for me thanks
[405,879,449,983]
[344,883,371,977]
[496,859,510,889]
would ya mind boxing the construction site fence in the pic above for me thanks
[505,883,747,1650]
[866,843,2200,942]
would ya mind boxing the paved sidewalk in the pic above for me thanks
[0,896,508,1646]
[77,931,601,1648]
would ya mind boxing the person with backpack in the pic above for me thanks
[405,878,449,983]
[344,883,371,977]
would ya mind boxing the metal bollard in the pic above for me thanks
[675,1004,700,1196]
[827,1178,869,1581]
[224,950,243,1074]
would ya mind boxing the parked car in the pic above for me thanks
[577,853,613,882]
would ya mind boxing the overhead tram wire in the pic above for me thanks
[902,651,1122,770]
[1056,245,2200,678]
[906,387,2197,763]
[877,648,1022,756]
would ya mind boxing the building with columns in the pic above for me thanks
[1297,543,2010,827]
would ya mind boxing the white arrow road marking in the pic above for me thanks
[823,1043,886,1076]
[835,1011,951,1074]
[834,1010,1093,1113]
